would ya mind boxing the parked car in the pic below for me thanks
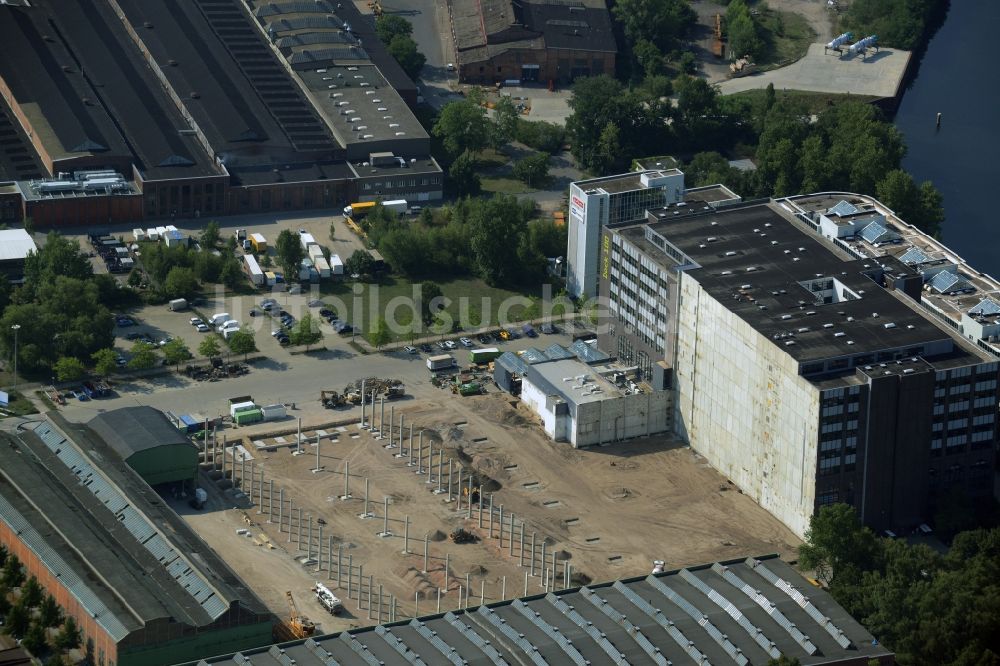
[319,308,335,318]
[116,316,135,327]
[477,334,491,344]
[522,324,537,338]
[249,309,261,317]
[459,337,473,347]
[444,340,458,350]
[158,336,173,346]
[403,345,417,354]
[308,299,323,308]
[540,323,558,334]
[190,317,204,327]
[419,344,433,353]
[116,355,127,367]
[196,323,210,332]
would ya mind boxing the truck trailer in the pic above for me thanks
[469,347,501,364]
[244,254,264,286]
[427,354,456,371]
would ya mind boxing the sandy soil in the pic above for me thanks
[179,392,800,634]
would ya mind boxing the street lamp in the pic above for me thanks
[10,324,20,395]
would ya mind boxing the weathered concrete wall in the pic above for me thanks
[674,272,819,538]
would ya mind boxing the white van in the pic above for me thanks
[218,320,240,333]
[208,312,230,326]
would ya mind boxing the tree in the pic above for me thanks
[54,617,81,651]
[634,38,665,78]
[376,14,413,44]
[433,101,490,157]
[289,314,323,351]
[798,504,882,586]
[512,152,550,187]
[448,151,481,196]
[21,620,48,655]
[491,96,519,149]
[4,603,29,637]
[227,328,257,361]
[161,338,192,369]
[20,575,42,607]
[219,257,243,290]
[1,555,24,589]
[387,35,426,81]
[841,0,944,50]
[468,195,530,286]
[0,544,7,567]
[53,356,86,382]
[91,348,118,378]
[515,120,565,154]
[367,317,391,349]
[275,229,305,279]
[612,0,696,53]
[344,249,375,278]
[39,594,62,628]
[529,220,567,258]
[21,233,92,301]
[421,282,444,324]
[726,0,761,59]
[164,266,200,299]
[198,335,222,361]
[127,341,158,370]
[199,221,221,248]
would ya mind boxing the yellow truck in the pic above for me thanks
[249,232,267,253]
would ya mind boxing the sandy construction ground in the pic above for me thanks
[173,392,799,634]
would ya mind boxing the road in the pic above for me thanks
[381,0,458,109]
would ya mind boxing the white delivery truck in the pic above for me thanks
[383,199,408,215]
[168,298,188,311]
[208,312,230,326]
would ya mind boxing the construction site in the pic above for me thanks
[176,390,800,637]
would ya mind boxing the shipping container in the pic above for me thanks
[313,257,331,278]
[230,400,256,418]
[470,347,501,364]
[261,404,287,421]
[427,354,456,371]
[132,228,145,242]
[299,232,317,251]
[329,254,344,275]
[234,408,263,426]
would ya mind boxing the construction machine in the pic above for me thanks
[320,390,346,409]
[285,591,315,639]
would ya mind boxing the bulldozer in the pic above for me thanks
[320,390,346,409]
[285,590,315,639]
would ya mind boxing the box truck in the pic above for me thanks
[427,354,456,371]
[168,298,188,311]
[244,254,264,286]
[250,232,267,252]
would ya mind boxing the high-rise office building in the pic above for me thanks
[597,194,999,537]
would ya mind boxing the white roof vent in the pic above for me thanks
[360,82,371,87]
[395,132,406,136]
[834,332,846,337]
[883,322,896,329]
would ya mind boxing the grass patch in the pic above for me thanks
[730,89,878,114]
[757,8,817,67]
[481,177,534,195]
[475,149,509,169]
[0,391,39,418]
[34,390,56,411]
[317,275,569,342]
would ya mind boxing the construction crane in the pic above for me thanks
[285,591,315,639]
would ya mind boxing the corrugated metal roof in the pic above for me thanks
[0,495,132,641]
[31,423,227,622]
[198,556,892,666]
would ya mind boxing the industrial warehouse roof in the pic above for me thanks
[88,406,195,460]
[0,0,221,181]
[525,357,624,407]
[194,555,891,665]
[0,419,268,642]
[0,229,36,261]
[621,201,991,368]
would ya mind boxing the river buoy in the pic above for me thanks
[936,112,942,127]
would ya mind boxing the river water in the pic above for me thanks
[893,0,1000,277]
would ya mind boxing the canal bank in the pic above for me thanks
[893,0,1000,277]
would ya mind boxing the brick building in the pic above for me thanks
[0,415,272,666]
[449,0,617,85]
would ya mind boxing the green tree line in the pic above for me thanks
[363,196,566,288]
[799,504,1000,664]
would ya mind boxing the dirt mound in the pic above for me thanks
[394,565,436,596]
[429,529,448,542]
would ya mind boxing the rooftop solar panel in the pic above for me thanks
[969,298,1000,316]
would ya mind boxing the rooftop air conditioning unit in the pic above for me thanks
[395,132,406,136]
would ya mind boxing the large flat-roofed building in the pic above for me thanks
[0,417,273,666]
[194,554,893,665]
[0,0,441,224]
[450,0,618,85]
[598,198,999,537]
[88,407,200,487]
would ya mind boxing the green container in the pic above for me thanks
[459,382,481,396]
[234,408,263,425]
